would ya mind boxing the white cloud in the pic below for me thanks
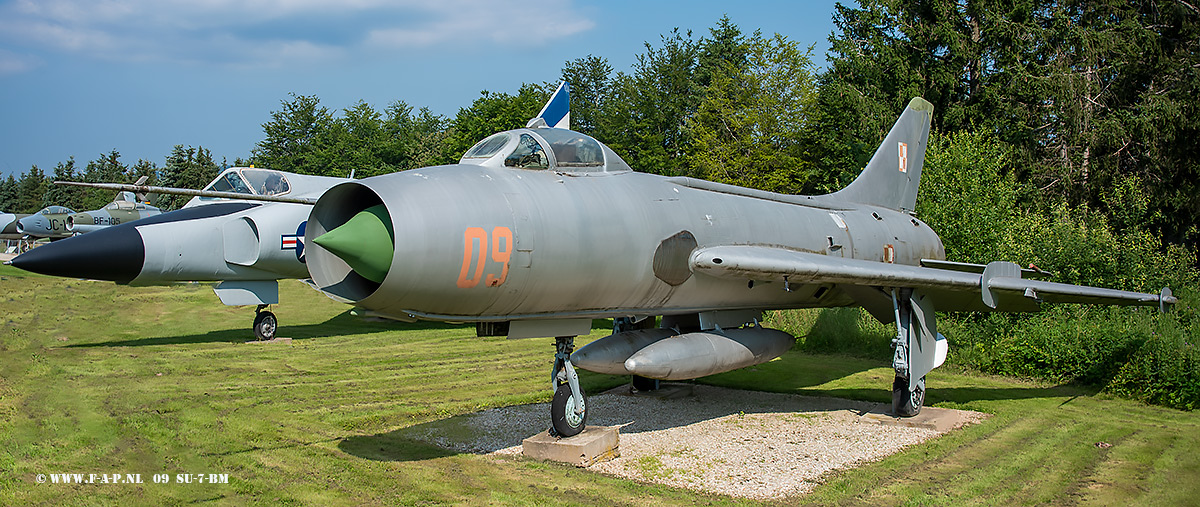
[365,0,595,49]
[0,0,594,70]
[0,49,39,75]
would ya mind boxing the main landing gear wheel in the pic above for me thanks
[253,306,277,341]
[551,382,588,437]
[892,375,925,417]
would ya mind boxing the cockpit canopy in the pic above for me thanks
[37,206,74,215]
[200,168,292,201]
[459,128,632,174]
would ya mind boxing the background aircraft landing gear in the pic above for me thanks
[550,336,587,437]
[892,375,925,417]
[253,305,277,341]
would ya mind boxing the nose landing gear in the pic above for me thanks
[549,336,587,437]
[253,304,278,341]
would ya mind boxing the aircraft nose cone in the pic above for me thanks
[311,204,394,284]
[8,223,145,283]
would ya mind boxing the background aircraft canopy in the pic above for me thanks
[36,206,73,215]
[459,128,632,174]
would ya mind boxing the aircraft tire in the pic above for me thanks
[891,375,925,417]
[253,311,278,341]
[550,382,587,437]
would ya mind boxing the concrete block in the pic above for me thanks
[860,404,982,432]
[522,425,619,467]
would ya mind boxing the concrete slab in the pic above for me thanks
[859,404,985,432]
[522,425,619,467]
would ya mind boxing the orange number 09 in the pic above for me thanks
[457,227,513,288]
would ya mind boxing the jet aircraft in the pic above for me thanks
[1,212,30,240]
[65,194,162,233]
[1,212,33,253]
[301,93,1175,436]
[11,167,347,340]
[64,176,163,234]
[15,205,76,240]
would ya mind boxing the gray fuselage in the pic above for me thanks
[306,162,946,322]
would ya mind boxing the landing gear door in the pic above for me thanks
[907,290,947,390]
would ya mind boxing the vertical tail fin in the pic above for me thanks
[828,97,934,212]
[527,82,570,129]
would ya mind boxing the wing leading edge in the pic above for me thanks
[690,245,1176,314]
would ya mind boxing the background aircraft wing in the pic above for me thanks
[54,181,318,205]
[691,245,1176,313]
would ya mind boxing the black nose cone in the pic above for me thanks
[9,224,145,284]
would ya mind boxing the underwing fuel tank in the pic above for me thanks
[571,328,677,375]
[572,327,795,380]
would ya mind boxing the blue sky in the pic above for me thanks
[0,0,844,179]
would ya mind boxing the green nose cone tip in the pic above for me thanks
[313,204,394,284]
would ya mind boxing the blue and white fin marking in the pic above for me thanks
[528,82,570,129]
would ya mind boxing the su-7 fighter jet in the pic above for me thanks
[302,94,1174,436]
[10,167,347,339]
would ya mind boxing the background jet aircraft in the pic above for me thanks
[1,212,33,253]
[65,176,163,234]
[66,194,162,233]
[10,167,346,340]
[15,205,76,240]
[301,95,1175,437]
[1,212,30,240]
[11,86,574,340]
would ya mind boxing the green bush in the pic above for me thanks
[906,130,1198,410]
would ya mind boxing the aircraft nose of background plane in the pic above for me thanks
[311,204,394,284]
[8,223,145,283]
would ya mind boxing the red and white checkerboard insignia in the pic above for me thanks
[898,142,908,173]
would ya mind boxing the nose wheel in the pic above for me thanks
[549,336,587,437]
[253,305,277,341]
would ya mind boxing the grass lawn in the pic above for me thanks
[2,263,1197,505]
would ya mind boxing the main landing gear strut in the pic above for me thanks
[549,336,588,437]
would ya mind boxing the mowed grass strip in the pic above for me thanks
[2,263,1199,505]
